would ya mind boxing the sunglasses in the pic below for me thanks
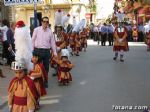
[42,20,49,23]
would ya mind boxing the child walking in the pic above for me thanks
[8,61,39,112]
[29,52,47,109]
[55,49,74,85]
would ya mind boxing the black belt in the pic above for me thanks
[34,48,50,51]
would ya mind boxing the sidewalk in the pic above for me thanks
[0,62,13,111]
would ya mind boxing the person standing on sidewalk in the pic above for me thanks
[32,17,57,87]
[101,23,108,46]
[6,22,16,66]
[0,19,10,63]
[108,23,114,46]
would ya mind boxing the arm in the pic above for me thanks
[8,81,16,111]
[122,27,128,41]
[27,88,36,111]
[0,26,7,31]
[7,29,13,51]
[8,90,14,110]
[50,31,57,56]
[32,28,37,49]
[30,65,42,78]
[67,63,74,68]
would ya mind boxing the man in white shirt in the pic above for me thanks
[0,19,9,64]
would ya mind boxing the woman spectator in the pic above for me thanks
[7,22,16,66]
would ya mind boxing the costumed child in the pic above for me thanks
[146,30,150,51]
[132,25,138,42]
[79,28,88,51]
[69,32,76,55]
[8,61,39,112]
[54,49,74,85]
[113,11,129,62]
[29,52,47,109]
[145,21,150,51]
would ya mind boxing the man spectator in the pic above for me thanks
[101,23,108,46]
[90,23,94,39]
[0,19,9,63]
[138,23,144,42]
[97,23,102,45]
[93,25,99,41]
[32,17,57,87]
[107,23,114,46]
[6,22,16,66]
[125,23,132,42]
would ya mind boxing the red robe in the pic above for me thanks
[113,27,129,51]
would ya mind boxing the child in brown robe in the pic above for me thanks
[8,61,39,112]
[29,52,47,109]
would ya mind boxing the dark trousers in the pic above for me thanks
[7,43,15,65]
[2,41,9,59]
[97,32,101,45]
[34,48,50,73]
[138,31,144,42]
[90,32,94,39]
[127,31,133,42]
[93,32,99,41]
[108,33,113,46]
[101,33,107,46]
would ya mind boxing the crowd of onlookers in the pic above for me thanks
[88,22,149,46]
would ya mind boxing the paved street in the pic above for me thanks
[1,40,150,112]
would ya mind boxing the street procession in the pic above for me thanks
[0,0,150,112]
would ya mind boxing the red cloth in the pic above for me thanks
[8,76,39,101]
[13,96,27,106]
[16,21,25,28]
[38,63,48,82]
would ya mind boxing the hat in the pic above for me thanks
[55,9,63,26]
[61,14,71,28]
[16,21,25,28]
[61,49,70,58]
[11,61,25,71]
[115,11,125,23]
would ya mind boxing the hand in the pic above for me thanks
[118,38,123,43]
[53,55,58,60]
[30,76,34,80]
[8,46,12,51]
[29,110,35,112]
[57,47,61,51]
[9,105,12,112]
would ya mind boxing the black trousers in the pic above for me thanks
[101,33,107,46]
[108,33,113,46]
[2,41,9,59]
[138,31,144,42]
[7,43,15,65]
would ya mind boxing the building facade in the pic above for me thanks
[0,1,11,24]
[12,0,93,29]
[114,0,150,24]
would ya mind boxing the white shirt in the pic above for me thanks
[0,26,9,41]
